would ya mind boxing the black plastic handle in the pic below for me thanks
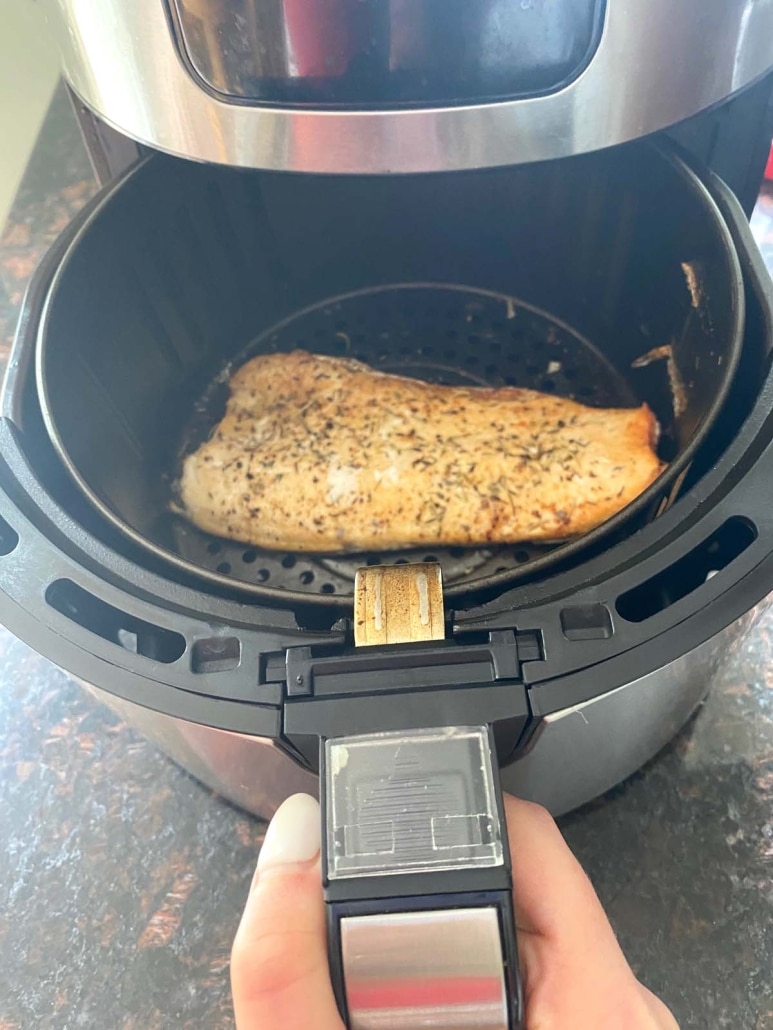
[320,726,524,1030]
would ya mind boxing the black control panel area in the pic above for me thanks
[168,0,605,108]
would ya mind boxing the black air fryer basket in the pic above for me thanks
[30,141,743,607]
[0,138,772,780]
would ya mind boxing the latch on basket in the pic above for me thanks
[354,562,445,647]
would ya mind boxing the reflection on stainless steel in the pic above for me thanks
[500,600,769,815]
[341,907,508,1030]
[44,0,773,173]
[77,681,317,818]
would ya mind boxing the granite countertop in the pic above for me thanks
[0,88,772,1030]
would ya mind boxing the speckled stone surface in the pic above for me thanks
[0,88,772,1030]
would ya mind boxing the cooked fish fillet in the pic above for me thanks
[180,350,662,552]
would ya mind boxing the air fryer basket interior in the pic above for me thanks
[36,142,743,605]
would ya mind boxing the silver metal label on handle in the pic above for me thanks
[341,907,509,1030]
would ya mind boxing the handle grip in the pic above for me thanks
[320,725,524,1029]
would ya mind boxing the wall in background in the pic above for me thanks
[0,1,60,227]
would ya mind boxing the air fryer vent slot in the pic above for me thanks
[46,579,186,663]
[616,517,757,623]
[560,604,613,640]
[191,636,241,673]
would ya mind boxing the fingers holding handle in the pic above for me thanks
[505,796,679,1029]
[232,792,678,1030]
[231,794,344,1030]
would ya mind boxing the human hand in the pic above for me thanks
[231,792,678,1029]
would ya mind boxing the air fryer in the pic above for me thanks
[3,4,773,1027]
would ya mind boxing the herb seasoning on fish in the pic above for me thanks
[180,351,663,552]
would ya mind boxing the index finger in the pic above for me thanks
[504,795,631,968]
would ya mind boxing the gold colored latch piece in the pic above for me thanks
[354,562,445,647]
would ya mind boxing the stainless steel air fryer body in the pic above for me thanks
[1,0,773,829]
[82,603,764,818]
[43,0,773,173]
[7,10,773,1024]
[1,145,773,819]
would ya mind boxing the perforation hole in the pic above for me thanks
[0,515,18,556]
